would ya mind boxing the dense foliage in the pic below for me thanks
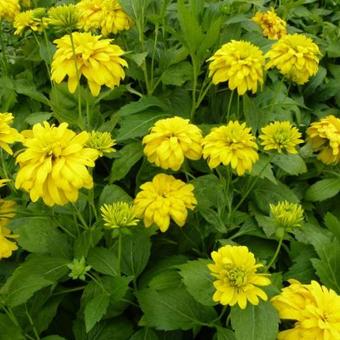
[1,0,340,339]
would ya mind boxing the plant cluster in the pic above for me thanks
[0,0,340,339]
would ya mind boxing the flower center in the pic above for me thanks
[273,130,290,146]
[226,266,247,287]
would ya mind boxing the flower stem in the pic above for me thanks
[266,236,284,271]
[223,90,234,123]
[232,154,274,213]
[71,202,88,229]
[117,232,122,276]
[190,56,199,120]
[69,32,84,129]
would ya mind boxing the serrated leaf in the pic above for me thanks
[87,247,118,277]
[272,154,307,175]
[305,178,340,202]
[324,212,340,242]
[85,293,110,332]
[109,142,143,183]
[161,62,192,86]
[137,287,217,330]
[216,327,236,340]
[178,259,216,306]
[230,302,279,340]
[121,229,151,278]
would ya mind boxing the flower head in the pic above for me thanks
[100,202,139,229]
[272,280,340,340]
[259,121,303,154]
[0,0,20,21]
[0,113,22,155]
[265,33,320,85]
[67,257,91,280]
[0,226,18,260]
[0,199,17,260]
[307,115,340,165]
[202,121,258,176]
[86,131,116,157]
[134,174,197,232]
[252,8,287,40]
[208,245,271,309]
[51,32,127,96]
[13,8,46,35]
[0,199,16,228]
[76,0,133,35]
[143,116,203,171]
[15,122,99,207]
[47,4,79,32]
[208,40,265,95]
[270,201,304,234]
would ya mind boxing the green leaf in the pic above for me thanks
[0,255,69,307]
[0,314,24,340]
[161,62,192,86]
[84,293,110,332]
[41,336,67,340]
[137,287,217,330]
[272,154,307,176]
[324,212,340,242]
[230,302,279,340]
[305,178,340,202]
[130,328,158,340]
[109,142,143,183]
[116,112,169,141]
[14,79,50,105]
[311,240,340,293]
[87,247,118,277]
[216,327,236,340]
[74,229,104,258]
[178,259,216,306]
[25,112,52,125]
[121,229,151,278]
[117,96,169,117]
[99,185,132,205]
[10,217,71,257]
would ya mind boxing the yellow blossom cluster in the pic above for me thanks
[307,115,340,165]
[252,8,287,40]
[272,279,340,339]
[208,245,271,309]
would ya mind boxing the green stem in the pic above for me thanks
[52,286,86,296]
[25,305,40,340]
[0,150,16,192]
[190,56,198,119]
[71,203,88,229]
[195,82,212,110]
[232,155,274,213]
[117,232,122,276]
[69,32,83,129]
[0,24,8,75]
[266,236,283,270]
[223,91,234,123]
[150,23,159,93]
[86,272,110,295]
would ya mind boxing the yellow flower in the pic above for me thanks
[270,201,304,232]
[208,40,265,95]
[0,199,16,228]
[134,174,197,232]
[208,245,271,309]
[202,121,259,176]
[272,280,340,340]
[15,122,99,207]
[307,115,340,165]
[265,34,320,85]
[252,8,287,40]
[0,226,18,260]
[0,113,22,155]
[86,131,116,156]
[143,116,203,171]
[259,121,303,154]
[0,0,20,21]
[13,8,46,35]
[47,4,79,31]
[76,0,132,35]
[51,32,128,96]
[100,202,139,229]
